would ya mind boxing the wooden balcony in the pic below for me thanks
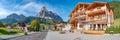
[88,10,105,17]
[78,15,86,18]
[87,19,106,23]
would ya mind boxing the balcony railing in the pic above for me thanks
[87,17,106,22]
[88,10,105,16]
[86,6,107,16]
[78,15,86,18]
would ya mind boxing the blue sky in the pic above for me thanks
[0,0,113,21]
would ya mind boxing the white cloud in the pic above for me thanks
[17,1,66,20]
[21,2,42,12]
[15,1,60,16]
[0,1,48,19]
[0,0,64,20]
[0,8,12,19]
[0,4,11,18]
[13,2,44,15]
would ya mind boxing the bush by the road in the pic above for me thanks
[40,24,46,30]
[29,20,40,31]
[0,28,23,35]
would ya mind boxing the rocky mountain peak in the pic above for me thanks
[36,6,63,21]
[41,6,48,11]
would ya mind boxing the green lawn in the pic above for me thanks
[105,18,120,34]
[0,28,24,35]
[113,18,120,26]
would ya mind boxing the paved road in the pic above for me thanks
[5,32,48,40]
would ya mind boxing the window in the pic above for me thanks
[99,14,106,19]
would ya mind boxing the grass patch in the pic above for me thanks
[114,18,120,26]
[105,18,120,34]
[0,28,24,35]
[105,26,120,34]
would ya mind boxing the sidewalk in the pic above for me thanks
[0,32,36,40]
[45,30,120,40]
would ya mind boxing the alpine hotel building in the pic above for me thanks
[69,2,114,34]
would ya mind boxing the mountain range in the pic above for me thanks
[0,6,63,24]
[0,13,26,24]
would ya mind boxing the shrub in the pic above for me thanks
[4,23,8,28]
[40,24,46,30]
[0,28,23,35]
[12,23,17,28]
[29,20,40,31]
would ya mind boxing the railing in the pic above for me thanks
[88,17,106,21]
[86,8,105,15]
